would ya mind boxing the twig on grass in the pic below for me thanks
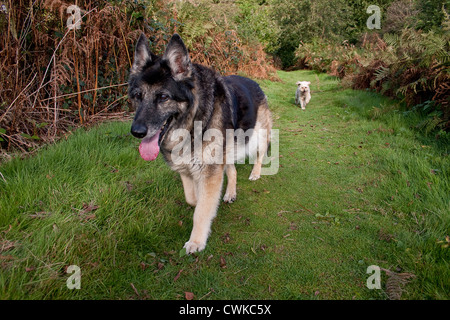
[130,283,140,299]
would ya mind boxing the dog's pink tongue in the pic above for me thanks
[139,130,161,161]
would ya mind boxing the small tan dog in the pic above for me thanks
[295,81,311,110]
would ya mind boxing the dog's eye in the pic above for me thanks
[159,94,169,102]
[135,92,142,100]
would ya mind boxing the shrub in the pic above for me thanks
[0,0,277,154]
[295,26,450,131]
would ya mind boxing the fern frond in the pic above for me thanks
[383,33,399,48]
[373,66,390,82]
[381,268,415,300]
[397,77,428,96]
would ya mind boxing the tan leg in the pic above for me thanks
[180,173,197,206]
[249,157,263,181]
[184,165,224,254]
[249,104,272,181]
[249,133,270,181]
[223,164,237,203]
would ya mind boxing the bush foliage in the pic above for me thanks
[232,0,449,133]
[295,16,449,132]
[0,0,277,154]
[1,0,449,154]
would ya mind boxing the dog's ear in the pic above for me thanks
[296,81,301,86]
[306,81,311,85]
[163,34,192,81]
[131,33,156,74]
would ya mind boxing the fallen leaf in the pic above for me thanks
[0,240,17,253]
[220,256,227,268]
[140,262,148,271]
[83,214,96,221]
[185,292,195,300]
[221,233,231,244]
[179,247,187,257]
[81,202,99,214]
[173,269,183,282]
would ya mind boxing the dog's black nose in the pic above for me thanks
[131,123,147,139]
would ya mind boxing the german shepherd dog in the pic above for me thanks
[129,33,272,253]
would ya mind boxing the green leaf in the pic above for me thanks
[179,247,187,257]
[0,127,6,134]
[20,133,39,140]
[21,133,32,139]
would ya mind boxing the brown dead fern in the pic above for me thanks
[382,268,416,300]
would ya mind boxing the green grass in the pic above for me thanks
[0,70,448,299]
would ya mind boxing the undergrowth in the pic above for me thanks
[0,0,277,155]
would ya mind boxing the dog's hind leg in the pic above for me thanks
[180,173,197,206]
[223,164,237,203]
[184,165,224,254]
[249,106,272,181]
[249,139,268,181]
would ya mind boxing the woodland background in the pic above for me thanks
[0,0,449,155]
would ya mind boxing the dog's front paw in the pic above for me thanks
[223,192,236,203]
[248,173,260,181]
[184,240,206,254]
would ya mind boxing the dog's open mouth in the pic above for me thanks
[138,115,175,161]
[159,114,175,145]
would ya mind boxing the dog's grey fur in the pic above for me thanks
[128,33,272,253]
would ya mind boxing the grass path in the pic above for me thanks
[0,70,448,299]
